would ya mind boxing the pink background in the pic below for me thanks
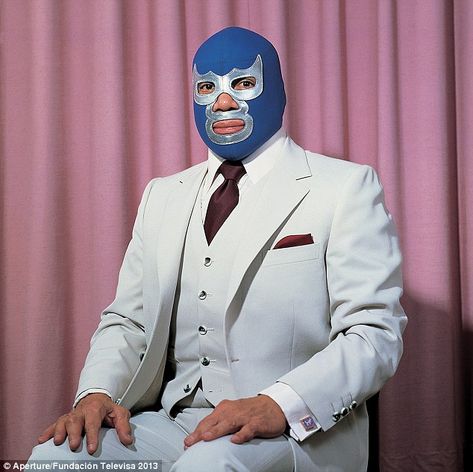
[1,1,471,469]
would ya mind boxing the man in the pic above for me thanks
[30,27,407,471]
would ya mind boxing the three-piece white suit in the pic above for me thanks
[32,131,408,471]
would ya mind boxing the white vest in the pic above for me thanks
[160,177,264,412]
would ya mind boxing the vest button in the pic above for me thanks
[198,325,208,335]
[201,356,210,366]
[204,257,212,267]
[340,407,349,417]
[198,290,207,300]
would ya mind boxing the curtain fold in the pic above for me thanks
[1,1,470,469]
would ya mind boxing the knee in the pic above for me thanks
[28,438,85,461]
[171,440,245,472]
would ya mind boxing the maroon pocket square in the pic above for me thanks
[273,233,314,249]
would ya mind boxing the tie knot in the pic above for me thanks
[219,160,246,182]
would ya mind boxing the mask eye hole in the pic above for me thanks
[197,82,216,95]
[231,76,256,90]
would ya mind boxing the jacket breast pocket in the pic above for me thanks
[262,242,320,267]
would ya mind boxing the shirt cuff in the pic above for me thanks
[260,382,321,441]
[73,388,113,409]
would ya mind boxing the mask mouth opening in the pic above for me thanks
[212,119,245,135]
[204,102,254,145]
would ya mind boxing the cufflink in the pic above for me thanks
[300,415,317,432]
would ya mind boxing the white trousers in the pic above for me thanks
[29,409,294,472]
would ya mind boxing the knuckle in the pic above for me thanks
[217,400,230,411]
[84,425,97,435]
[45,422,55,431]
[87,405,103,416]
[199,417,212,428]
[194,425,205,436]
[64,416,74,425]
[83,417,99,428]
[117,406,131,418]
[247,422,258,434]
[50,425,60,434]
[58,414,69,423]
[65,414,80,425]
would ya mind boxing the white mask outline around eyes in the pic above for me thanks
[193,55,263,105]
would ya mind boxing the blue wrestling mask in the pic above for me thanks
[192,27,286,161]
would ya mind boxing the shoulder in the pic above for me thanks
[305,149,372,181]
[165,160,208,181]
[143,161,207,193]
[286,137,379,191]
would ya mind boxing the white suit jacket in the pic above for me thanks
[76,136,407,471]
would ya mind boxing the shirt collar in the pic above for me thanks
[206,128,287,186]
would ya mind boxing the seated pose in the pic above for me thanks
[30,27,407,472]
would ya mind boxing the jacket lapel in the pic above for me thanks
[155,163,207,314]
[224,138,312,314]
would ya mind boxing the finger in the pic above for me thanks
[184,432,200,448]
[108,407,133,446]
[53,419,67,446]
[184,416,219,447]
[37,423,56,443]
[201,420,239,442]
[231,423,256,444]
[65,414,85,451]
[84,410,105,454]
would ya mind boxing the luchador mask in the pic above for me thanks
[192,27,286,161]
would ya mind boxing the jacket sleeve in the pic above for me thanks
[74,179,157,404]
[278,165,407,432]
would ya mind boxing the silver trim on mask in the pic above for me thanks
[193,55,263,145]
[204,100,253,144]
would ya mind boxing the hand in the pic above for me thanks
[37,393,133,454]
[184,395,287,447]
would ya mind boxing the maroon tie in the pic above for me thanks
[204,160,246,244]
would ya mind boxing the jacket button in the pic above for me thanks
[204,257,212,267]
[198,290,207,300]
[183,384,191,393]
[198,325,208,335]
[332,412,340,422]
[350,401,358,410]
[340,407,349,417]
[201,357,210,366]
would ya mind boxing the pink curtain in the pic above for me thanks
[1,1,471,469]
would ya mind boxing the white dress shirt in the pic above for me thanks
[75,128,320,441]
